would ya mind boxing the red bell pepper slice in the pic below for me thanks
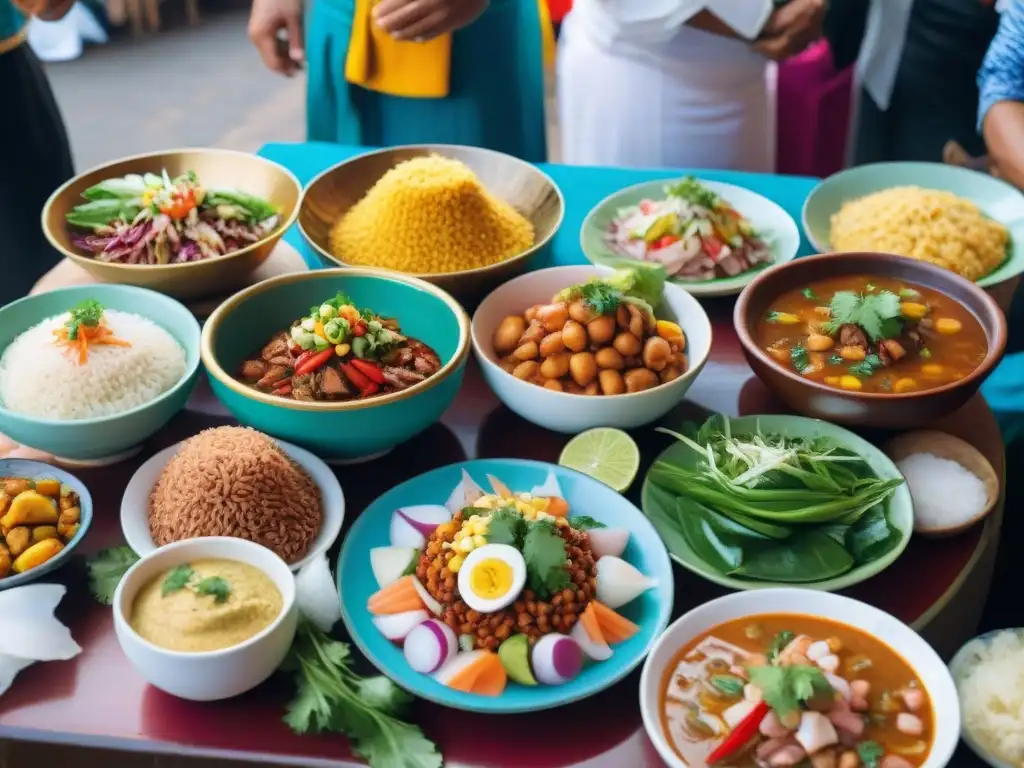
[350,358,386,385]
[294,351,314,370]
[651,234,680,250]
[272,384,292,396]
[341,362,371,389]
[294,348,334,376]
[352,322,367,337]
[706,700,770,765]
[359,381,380,398]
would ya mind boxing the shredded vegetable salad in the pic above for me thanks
[66,170,281,265]
[606,177,772,282]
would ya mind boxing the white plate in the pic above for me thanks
[121,437,344,571]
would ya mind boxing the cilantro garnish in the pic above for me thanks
[790,343,810,373]
[857,741,884,768]
[523,519,572,598]
[485,506,527,548]
[568,515,606,531]
[710,674,745,697]
[748,664,834,719]
[65,299,104,341]
[162,564,194,596]
[766,630,794,663]
[849,353,883,378]
[828,354,843,366]
[86,546,140,605]
[195,575,232,603]
[822,290,904,341]
[666,176,718,209]
[920,347,932,359]
[801,288,818,300]
[284,618,442,768]
[577,282,621,315]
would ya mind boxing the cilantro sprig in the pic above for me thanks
[65,298,105,341]
[86,546,141,605]
[666,176,718,209]
[160,563,232,604]
[747,664,834,719]
[567,515,606,531]
[822,290,904,341]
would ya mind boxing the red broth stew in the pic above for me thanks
[659,614,933,768]
[753,275,986,395]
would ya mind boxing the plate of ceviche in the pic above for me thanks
[580,177,801,298]
[336,459,674,713]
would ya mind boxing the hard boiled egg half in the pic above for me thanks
[457,544,526,614]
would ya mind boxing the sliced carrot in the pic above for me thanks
[367,575,425,615]
[545,497,570,518]
[591,600,640,644]
[446,654,487,693]
[578,602,606,645]
[471,653,508,696]
[487,475,513,499]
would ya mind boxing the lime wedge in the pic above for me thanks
[558,428,640,492]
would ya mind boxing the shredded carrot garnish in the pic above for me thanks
[53,317,130,365]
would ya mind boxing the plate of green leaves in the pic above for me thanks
[640,413,913,591]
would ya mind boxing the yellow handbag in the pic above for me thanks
[345,0,556,99]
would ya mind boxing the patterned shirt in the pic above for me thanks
[978,0,1024,130]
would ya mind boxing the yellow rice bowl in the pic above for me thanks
[829,186,1009,282]
[328,155,535,275]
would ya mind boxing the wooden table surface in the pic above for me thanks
[0,295,1004,768]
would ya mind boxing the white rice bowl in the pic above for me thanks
[0,309,186,421]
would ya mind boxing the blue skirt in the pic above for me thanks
[306,0,547,162]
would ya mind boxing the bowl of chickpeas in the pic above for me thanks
[471,266,713,434]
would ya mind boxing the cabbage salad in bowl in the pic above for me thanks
[606,177,772,282]
[66,170,281,264]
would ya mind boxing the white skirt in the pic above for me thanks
[556,11,776,172]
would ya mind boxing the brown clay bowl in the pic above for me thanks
[43,149,301,300]
[297,144,564,304]
[734,252,1007,429]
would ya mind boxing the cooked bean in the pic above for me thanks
[569,352,598,386]
[613,332,642,357]
[540,352,571,379]
[3,479,29,497]
[539,331,565,357]
[806,333,833,352]
[587,316,616,345]
[543,378,564,392]
[616,305,630,328]
[0,543,9,577]
[642,336,672,372]
[493,315,527,355]
[518,320,547,345]
[513,360,540,380]
[562,320,588,352]
[568,300,594,324]
[599,369,626,395]
[5,526,30,557]
[499,357,517,374]
[524,304,543,323]
[513,341,539,361]
[661,365,682,383]
[624,368,659,392]
[595,347,625,370]
[839,345,865,361]
[582,382,599,396]
[537,302,570,332]
[627,304,645,337]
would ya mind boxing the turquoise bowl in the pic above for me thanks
[201,268,471,461]
[337,459,674,713]
[0,285,201,461]
[0,459,93,590]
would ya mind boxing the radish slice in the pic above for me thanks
[370,546,419,589]
[412,576,443,616]
[585,528,629,559]
[529,470,564,499]
[373,610,430,642]
[595,556,656,610]
[404,619,457,674]
[446,470,485,514]
[532,634,583,685]
[389,505,452,548]
[571,612,612,662]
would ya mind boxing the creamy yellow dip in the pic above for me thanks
[129,559,283,653]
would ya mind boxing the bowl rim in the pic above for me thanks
[42,147,302,274]
[0,459,94,591]
[112,536,296,659]
[201,267,472,412]
[119,436,345,571]
[639,588,961,768]
[0,284,202,427]
[733,251,1008,401]
[296,143,566,280]
[470,264,714,403]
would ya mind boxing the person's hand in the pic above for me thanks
[374,0,489,42]
[753,0,826,61]
[248,0,304,77]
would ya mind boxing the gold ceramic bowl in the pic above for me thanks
[43,149,301,300]
[298,145,564,303]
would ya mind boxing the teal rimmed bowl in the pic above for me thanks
[201,268,471,462]
[0,285,201,462]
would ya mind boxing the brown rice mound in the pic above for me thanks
[147,426,323,564]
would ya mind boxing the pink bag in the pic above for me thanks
[775,41,853,177]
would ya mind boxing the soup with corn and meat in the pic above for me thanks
[754,275,986,395]
[659,614,934,768]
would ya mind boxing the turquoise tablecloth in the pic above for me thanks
[257,142,820,269]
[257,142,1024,441]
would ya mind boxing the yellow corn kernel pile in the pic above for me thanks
[328,156,535,275]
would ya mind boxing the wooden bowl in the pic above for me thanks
[884,430,999,538]
[297,145,564,304]
[42,149,301,300]
[733,252,1008,429]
